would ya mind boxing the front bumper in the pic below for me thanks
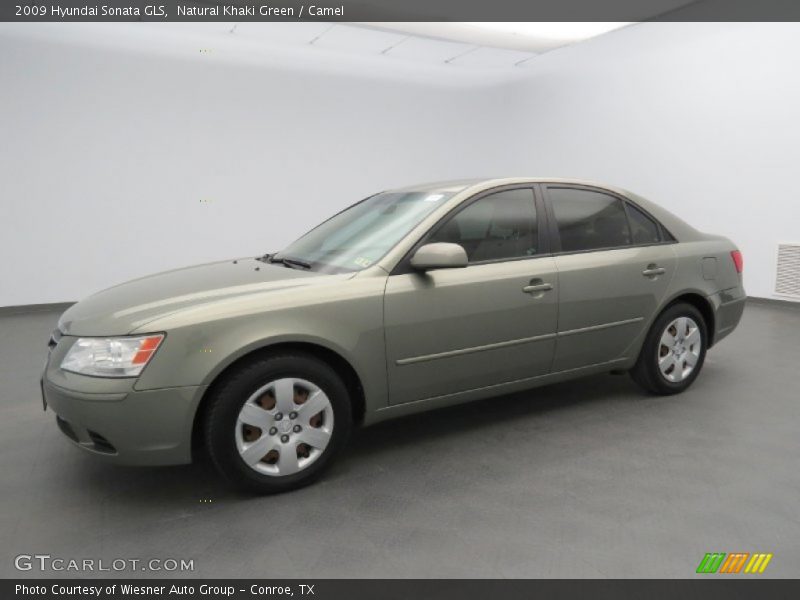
[42,378,205,465]
[42,335,206,465]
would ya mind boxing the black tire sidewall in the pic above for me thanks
[204,353,352,493]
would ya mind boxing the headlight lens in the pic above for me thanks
[60,334,164,377]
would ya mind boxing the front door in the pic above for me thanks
[383,187,559,405]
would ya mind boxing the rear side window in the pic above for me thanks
[549,188,631,252]
[627,203,661,244]
[428,188,538,263]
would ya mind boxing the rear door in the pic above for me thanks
[543,184,677,372]
[383,186,558,404]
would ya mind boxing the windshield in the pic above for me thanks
[273,190,454,273]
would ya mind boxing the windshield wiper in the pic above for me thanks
[268,255,312,270]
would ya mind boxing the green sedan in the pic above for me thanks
[42,178,746,493]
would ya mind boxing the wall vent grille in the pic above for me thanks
[775,243,800,298]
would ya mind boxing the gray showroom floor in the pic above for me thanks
[0,301,798,579]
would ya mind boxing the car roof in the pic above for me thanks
[388,177,632,196]
[386,177,705,242]
[386,179,485,194]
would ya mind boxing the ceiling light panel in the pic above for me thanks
[233,22,335,44]
[449,47,537,68]
[312,24,408,53]
[359,22,635,53]
[384,36,475,63]
[466,22,633,43]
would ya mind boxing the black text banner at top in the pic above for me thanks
[5,0,800,22]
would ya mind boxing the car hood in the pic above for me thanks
[58,258,350,336]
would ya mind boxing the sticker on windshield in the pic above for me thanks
[423,194,444,202]
[353,257,372,268]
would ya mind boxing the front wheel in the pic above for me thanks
[630,302,707,395]
[204,353,352,493]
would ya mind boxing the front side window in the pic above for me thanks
[549,188,631,252]
[428,188,538,263]
[275,190,455,273]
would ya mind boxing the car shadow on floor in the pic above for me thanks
[59,371,643,505]
[347,372,641,458]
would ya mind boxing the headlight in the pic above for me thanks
[60,334,164,377]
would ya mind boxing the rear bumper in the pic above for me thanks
[709,284,746,345]
[42,377,205,466]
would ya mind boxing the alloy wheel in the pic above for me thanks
[234,378,334,476]
[657,316,702,383]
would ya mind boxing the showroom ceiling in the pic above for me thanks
[214,21,638,68]
[6,21,645,73]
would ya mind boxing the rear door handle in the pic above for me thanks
[523,282,553,294]
[642,265,666,277]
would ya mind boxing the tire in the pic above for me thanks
[204,352,352,493]
[630,302,708,395]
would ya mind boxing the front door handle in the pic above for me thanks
[642,264,666,278]
[523,281,553,294]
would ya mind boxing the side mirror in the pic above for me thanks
[410,243,468,271]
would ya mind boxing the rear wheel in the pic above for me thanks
[630,302,707,395]
[204,353,352,493]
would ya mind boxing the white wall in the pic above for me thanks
[0,24,517,306]
[2,22,799,305]
[499,22,800,300]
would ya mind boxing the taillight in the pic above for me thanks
[731,250,743,273]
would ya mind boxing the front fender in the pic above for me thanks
[132,275,389,413]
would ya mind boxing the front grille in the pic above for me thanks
[48,328,62,350]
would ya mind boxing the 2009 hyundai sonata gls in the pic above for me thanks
[42,178,745,492]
